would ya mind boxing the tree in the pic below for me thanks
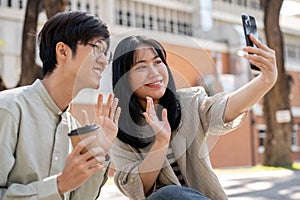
[261,0,293,166]
[19,0,43,86]
[0,40,6,91]
[0,0,68,89]
[19,0,68,86]
[0,76,6,91]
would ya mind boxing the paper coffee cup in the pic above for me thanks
[68,124,99,153]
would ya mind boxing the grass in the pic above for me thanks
[248,163,300,171]
[215,162,300,174]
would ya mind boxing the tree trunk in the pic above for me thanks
[42,0,68,18]
[261,0,293,166]
[0,75,6,91]
[18,0,43,86]
[18,0,68,87]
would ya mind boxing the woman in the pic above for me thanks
[110,35,277,200]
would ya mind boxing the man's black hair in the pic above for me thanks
[38,11,110,76]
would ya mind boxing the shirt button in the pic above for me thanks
[54,156,58,161]
[129,178,134,184]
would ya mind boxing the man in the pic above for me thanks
[0,11,120,199]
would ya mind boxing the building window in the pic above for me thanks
[117,10,123,25]
[95,4,99,18]
[216,0,261,9]
[292,124,300,151]
[257,124,300,153]
[286,44,298,61]
[67,1,71,11]
[77,2,81,10]
[237,0,246,6]
[249,0,261,9]
[115,1,192,36]
[126,11,131,27]
[258,129,265,145]
[149,16,153,29]
[170,20,174,33]
[0,0,25,9]
[157,18,166,32]
[18,0,23,9]
[136,14,145,28]
[86,3,90,12]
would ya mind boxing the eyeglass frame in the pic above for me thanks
[77,40,113,64]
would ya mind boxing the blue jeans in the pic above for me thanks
[147,185,210,200]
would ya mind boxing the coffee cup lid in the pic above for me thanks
[68,124,99,136]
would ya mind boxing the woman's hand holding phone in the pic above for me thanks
[241,14,260,71]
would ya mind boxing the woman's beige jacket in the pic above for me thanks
[111,86,247,200]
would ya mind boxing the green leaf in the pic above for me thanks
[0,40,6,46]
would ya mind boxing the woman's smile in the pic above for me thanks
[145,80,164,88]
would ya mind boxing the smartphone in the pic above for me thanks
[241,14,260,71]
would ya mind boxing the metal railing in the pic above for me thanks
[0,0,27,9]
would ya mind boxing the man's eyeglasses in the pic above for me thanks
[77,41,113,64]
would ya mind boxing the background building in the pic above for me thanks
[0,0,299,168]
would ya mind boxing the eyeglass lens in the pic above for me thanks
[93,41,112,63]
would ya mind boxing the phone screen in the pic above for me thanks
[241,14,260,71]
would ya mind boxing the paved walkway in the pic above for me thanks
[97,169,300,200]
[218,169,300,200]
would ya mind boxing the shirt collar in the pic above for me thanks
[31,79,67,116]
